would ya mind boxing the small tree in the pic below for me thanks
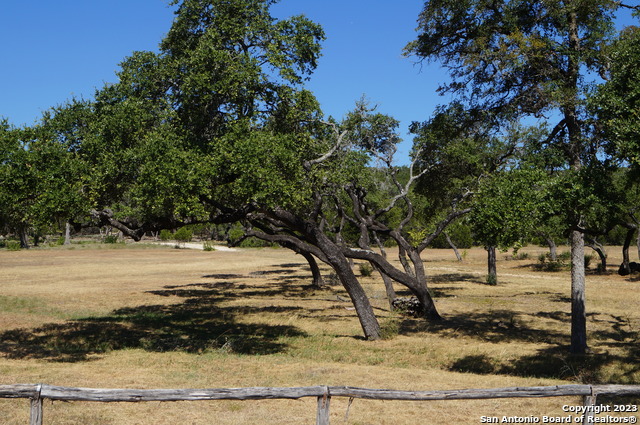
[470,168,550,284]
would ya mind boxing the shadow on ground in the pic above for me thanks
[398,309,639,383]
[448,344,640,385]
[400,309,568,344]
[0,267,332,363]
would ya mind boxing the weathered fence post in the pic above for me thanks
[30,385,43,425]
[583,390,597,424]
[316,386,330,425]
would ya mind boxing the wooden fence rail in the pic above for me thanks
[1,383,639,425]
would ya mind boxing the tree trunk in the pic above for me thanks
[570,229,587,354]
[278,241,325,288]
[301,251,324,288]
[588,243,607,273]
[445,232,463,261]
[371,233,396,309]
[378,269,397,310]
[331,256,381,340]
[316,234,381,340]
[486,246,497,284]
[585,238,606,273]
[619,226,635,275]
[64,222,72,245]
[18,226,30,249]
[406,249,442,320]
[545,236,558,261]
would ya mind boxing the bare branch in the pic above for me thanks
[303,122,348,170]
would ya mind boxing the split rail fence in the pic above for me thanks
[1,383,639,425]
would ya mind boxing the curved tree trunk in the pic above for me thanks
[330,255,381,340]
[406,248,442,320]
[300,250,324,288]
[379,269,397,310]
[545,236,558,262]
[586,239,606,273]
[445,232,463,261]
[371,233,396,309]
[315,234,381,340]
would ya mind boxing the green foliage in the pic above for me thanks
[55,0,328,231]
[470,168,550,251]
[379,318,401,340]
[584,254,593,269]
[358,263,374,277]
[226,226,274,248]
[159,229,173,241]
[485,274,497,286]
[536,252,569,272]
[103,234,119,244]
[227,227,245,245]
[429,222,474,249]
[405,0,616,119]
[592,26,640,166]
[0,119,88,245]
[5,240,21,251]
[173,227,193,243]
[202,241,216,251]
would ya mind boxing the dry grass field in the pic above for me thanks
[1,243,638,424]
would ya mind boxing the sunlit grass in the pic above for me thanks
[0,244,638,423]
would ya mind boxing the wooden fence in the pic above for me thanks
[1,383,639,425]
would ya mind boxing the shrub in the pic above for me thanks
[203,241,216,251]
[359,263,373,277]
[584,254,593,269]
[159,229,173,241]
[6,241,21,251]
[380,318,401,339]
[544,261,565,272]
[173,227,193,243]
[103,234,119,244]
[535,252,568,272]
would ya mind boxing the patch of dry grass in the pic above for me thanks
[0,244,638,424]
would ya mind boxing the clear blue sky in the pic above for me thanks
[0,0,444,163]
[1,1,636,164]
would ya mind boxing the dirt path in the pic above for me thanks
[153,241,237,251]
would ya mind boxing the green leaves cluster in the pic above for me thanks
[592,25,640,165]
[470,169,550,250]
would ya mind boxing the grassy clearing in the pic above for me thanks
[0,244,638,424]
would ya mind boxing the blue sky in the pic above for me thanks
[0,1,444,163]
[1,1,637,164]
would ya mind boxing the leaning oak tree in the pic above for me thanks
[66,0,392,339]
[405,0,638,354]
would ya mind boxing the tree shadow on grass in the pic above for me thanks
[400,309,568,345]
[449,344,640,386]
[431,273,485,285]
[418,311,640,384]
[0,283,307,363]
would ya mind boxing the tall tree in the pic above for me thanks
[592,25,640,166]
[0,118,88,247]
[405,0,637,353]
